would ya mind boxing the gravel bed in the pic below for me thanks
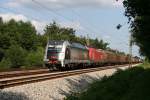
[0,65,135,100]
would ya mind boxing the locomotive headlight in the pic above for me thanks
[48,45,54,47]
[60,53,64,57]
[59,53,65,59]
[44,59,49,62]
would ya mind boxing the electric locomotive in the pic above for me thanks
[44,40,89,69]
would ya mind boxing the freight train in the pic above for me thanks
[44,40,140,70]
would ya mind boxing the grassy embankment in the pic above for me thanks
[66,62,150,100]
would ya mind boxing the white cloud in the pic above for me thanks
[113,0,123,7]
[0,13,46,34]
[0,13,82,34]
[6,2,21,8]
[31,20,46,34]
[0,13,28,22]
[6,0,123,9]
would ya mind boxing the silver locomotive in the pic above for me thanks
[44,40,89,69]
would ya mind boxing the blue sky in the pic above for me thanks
[0,0,139,56]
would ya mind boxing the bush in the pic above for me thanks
[140,59,150,68]
[0,58,11,70]
[5,45,26,68]
[24,47,44,67]
[0,46,45,69]
[0,48,4,61]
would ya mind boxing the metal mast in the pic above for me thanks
[129,33,132,67]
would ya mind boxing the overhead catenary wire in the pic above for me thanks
[32,0,73,21]
[63,5,129,43]
[31,0,104,39]
[64,6,105,37]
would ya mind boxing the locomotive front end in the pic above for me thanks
[44,41,65,67]
[47,46,62,64]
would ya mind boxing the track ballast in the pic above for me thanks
[0,64,133,89]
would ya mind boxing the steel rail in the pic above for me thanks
[0,69,50,79]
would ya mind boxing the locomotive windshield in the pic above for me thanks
[47,40,64,59]
[47,47,62,59]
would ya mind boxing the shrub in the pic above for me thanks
[24,46,44,67]
[0,48,4,61]
[5,45,26,68]
[0,58,11,70]
[140,59,150,68]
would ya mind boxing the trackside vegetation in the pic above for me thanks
[139,60,150,69]
[65,66,150,100]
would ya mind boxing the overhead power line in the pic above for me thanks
[31,0,103,39]
[65,6,105,36]
[32,0,73,21]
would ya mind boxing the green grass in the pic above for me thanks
[66,66,150,100]
[139,61,150,69]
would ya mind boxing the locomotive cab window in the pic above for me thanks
[47,47,62,59]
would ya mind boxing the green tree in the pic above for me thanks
[44,21,76,41]
[0,18,39,61]
[5,45,26,68]
[88,38,109,50]
[0,18,38,50]
[123,0,150,60]
[0,32,11,61]
[36,34,48,47]
[25,47,44,67]
[17,21,37,50]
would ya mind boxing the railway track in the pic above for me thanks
[0,64,133,89]
[0,68,50,79]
